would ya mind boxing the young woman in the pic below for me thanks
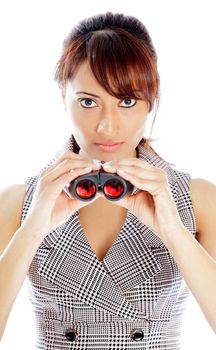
[0,11,215,349]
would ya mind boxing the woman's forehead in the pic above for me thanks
[66,63,108,95]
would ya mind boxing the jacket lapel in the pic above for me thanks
[38,209,163,321]
[102,211,164,293]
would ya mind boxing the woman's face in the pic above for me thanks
[62,61,149,161]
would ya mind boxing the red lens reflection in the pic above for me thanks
[76,180,96,198]
[104,179,124,198]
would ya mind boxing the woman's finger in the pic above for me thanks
[41,150,93,176]
[115,168,168,196]
[41,158,99,183]
[103,157,154,170]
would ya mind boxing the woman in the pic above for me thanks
[0,11,215,349]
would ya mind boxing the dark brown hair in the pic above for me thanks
[53,12,160,145]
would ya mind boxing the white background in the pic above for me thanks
[0,0,216,348]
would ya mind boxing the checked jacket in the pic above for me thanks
[21,135,196,349]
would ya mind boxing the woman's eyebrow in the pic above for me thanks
[75,91,100,98]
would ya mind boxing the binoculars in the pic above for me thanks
[64,169,134,201]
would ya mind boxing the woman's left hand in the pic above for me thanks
[101,158,184,241]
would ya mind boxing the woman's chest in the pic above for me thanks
[78,204,128,261]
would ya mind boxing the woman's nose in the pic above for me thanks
[96,114,120,134]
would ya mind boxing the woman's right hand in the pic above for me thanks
[23,151,101,240]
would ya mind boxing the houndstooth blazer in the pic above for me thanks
[21,135,196,349]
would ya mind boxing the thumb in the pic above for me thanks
[111,194,132,210]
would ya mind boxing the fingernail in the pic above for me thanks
[84,167,92,171]
[103,163,112,168]
[92,159,102,166]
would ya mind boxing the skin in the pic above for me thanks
[62,60,150,162]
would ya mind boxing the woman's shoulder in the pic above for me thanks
[0,183,26,213]
[189,177,216,228]
[0,184,26,255]
[189,177,216,193]
[189,178,216,260]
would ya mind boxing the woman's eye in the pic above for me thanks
[78,97,136,108]
[79,98,97,108]
[120,98,137,108]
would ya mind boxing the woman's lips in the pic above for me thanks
[94,142,124,152]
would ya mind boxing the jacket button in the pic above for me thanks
[130,328,144,341]
[65,329,77,341]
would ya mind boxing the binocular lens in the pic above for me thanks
[103,179,124,199]
[76,180,96,199]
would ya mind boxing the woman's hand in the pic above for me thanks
[102,158,184,241]
[23,151,101,240]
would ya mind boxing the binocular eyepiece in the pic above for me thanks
[64,169,134,201]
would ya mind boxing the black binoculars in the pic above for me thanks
[64,169,134,201]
